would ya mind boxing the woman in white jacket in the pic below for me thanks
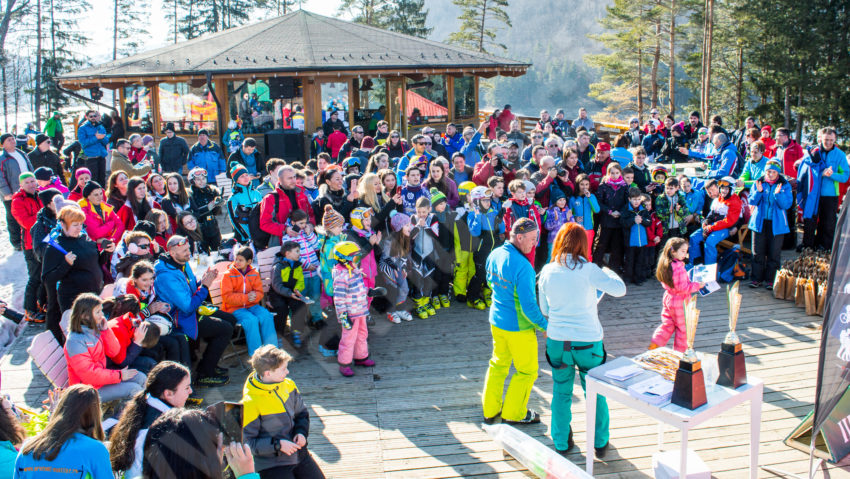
[538,223,626,458]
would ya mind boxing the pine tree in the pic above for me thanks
[41,0,90,113]
[113,0,151,59]
[446,0,511,54]
[266,0,297,16]
[336,0,391,27]
[383,0,432,38]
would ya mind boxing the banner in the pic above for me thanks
[813,189,850,461]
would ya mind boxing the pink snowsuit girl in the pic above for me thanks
[333,263,371,367]
[651,260,703,351]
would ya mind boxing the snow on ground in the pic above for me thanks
[0,203,29,311]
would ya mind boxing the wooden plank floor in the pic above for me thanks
[3,252,849,478]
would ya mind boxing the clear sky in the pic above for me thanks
[84,0,345,61]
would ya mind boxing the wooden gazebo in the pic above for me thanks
[57,10,529,158]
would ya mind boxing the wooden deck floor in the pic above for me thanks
[2,257,848,478]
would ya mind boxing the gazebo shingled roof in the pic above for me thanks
[59,10,529,82]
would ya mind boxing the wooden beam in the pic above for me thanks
[400,77,407,137]
[446,76,455,124]
[151,84,162,136]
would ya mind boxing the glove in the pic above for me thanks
[339,312,352,330]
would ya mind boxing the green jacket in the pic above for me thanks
[654,191,690,235]
[271,255,304,298]
[44,113,63,136]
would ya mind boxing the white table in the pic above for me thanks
[585,358,763,477]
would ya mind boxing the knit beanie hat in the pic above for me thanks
[230,164,249,184]
[35,133,50,147]
[429,187,447,207]
[550,187,566,204]
[133,220,157,239]
[82,181,103,199]
[142,135,154,147]
[75,167,92,179]
[389,211,411,232]
[360,136,376,150]
[164,122,175,133]
[322,204,345,232]
[34,166,54,181]
[0,133,13,144]
[38,188,62,205]
[765,160,783,173]
[18,171,35,182]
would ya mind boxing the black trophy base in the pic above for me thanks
[717,342,747,388]
[672,358,707,409]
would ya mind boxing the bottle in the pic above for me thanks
[483,423,591,479]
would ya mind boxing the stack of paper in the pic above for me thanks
[627,376,674,406]
[604,364,644,382]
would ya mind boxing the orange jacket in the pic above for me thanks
[219,263,264,313]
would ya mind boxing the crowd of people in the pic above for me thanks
[0,103,846,476]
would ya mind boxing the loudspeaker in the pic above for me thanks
[269,78,295,99]
[265,130,304,163]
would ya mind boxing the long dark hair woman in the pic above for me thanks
[143,408,258,479]
[109,361,193,479]
[106,170,130,210]
[422,157,460,207]
[537,223,626,458]
[175,211,210,255]
[41,205,112,311]
[122,176,154,230]
[160,173,191,227]
[14,384,112,478]
[312,167,356,222]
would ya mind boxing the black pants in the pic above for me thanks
[594,226,624,271]
[783,189,797,250]
[432,268,451,296]
[268,291,309,335]
[258,452,325,479]
[468,235,494,302]
[623,246,645,283]
[50,132,65,151]
[159,332,191,366]
[85,156,106,186]
[23,249,42,314]
[45,279,63,345]
[752,221,784,283]
[3,199,21,248]
[193,311,235,377]
[803,196,839,250]
[200,218,222,251]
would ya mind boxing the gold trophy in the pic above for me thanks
[717,281,747,388]
[672,296,707,409]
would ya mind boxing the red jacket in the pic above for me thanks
[497,109,515,132]
[503,198,542,236]
[328,131,347,160]
[78,198,125,244]
[705,194,742,234]
[778,140,804,177]
[68,185,83,202]
[472,157,515,186]
[64,325,122,390]
[10,189,42,249]
[259,185,315,238]
[645,212,663,247]
[105,313,138,365]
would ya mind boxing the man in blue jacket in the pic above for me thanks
[797,127,849,251]
[704,133,740,179]
[188,129,226,185]
[154,236,234,386]
[482,218,548,425]
[77,110,109,185]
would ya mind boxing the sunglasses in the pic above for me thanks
[137,243,150,250]
[533,136,543,139]
[353,130,364,134]
[391,135,400,138]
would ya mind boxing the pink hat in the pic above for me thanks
[75,167,92,179]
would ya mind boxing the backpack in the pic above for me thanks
[731,147,745,178]
[717,244,747,283]
[247,197,278,250]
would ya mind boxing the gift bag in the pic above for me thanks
[805,278,818,315]
[817,283,828,316]
[785,273,797,301]
[774,270,787,300]
[795,277,807,307]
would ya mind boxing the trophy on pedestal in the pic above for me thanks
[717,281,747,388]
[672,296,707,409]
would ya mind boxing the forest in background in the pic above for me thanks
[0,0,847,136]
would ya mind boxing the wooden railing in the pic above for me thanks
[477,110,628,142]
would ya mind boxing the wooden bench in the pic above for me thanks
[719,224,751,255]
[215,172,233,202]
[28,331,69,389]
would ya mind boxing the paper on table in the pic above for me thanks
[691,264,717,283]
[628,376,674,406]
[698,281,721,297]
[605,364,644,381]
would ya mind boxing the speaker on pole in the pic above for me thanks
[269,78,295,99]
